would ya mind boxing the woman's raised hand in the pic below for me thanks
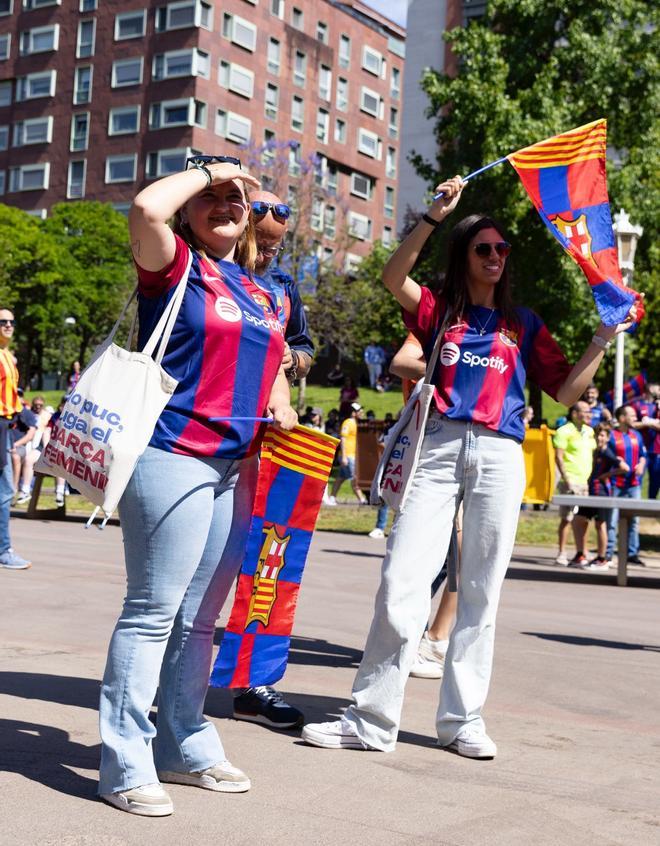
[596,293,645,339]
[206,161,261,191]
[427,176,465,222]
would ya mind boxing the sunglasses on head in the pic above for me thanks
[473,241,511,258]
[251,201,291,220]
[0,319,15,327]
[186,155,242,170]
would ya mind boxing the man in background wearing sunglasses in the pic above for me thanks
[0,308,31,570]
[230,192,314,731]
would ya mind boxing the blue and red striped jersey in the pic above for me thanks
[404,288,571,443]
[609,429,646,488]
[589,446,621,496]
[136,234,285,460]
[632,399,660,454]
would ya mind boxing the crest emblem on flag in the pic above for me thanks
[548,213,596,267]
[246,525,290,627]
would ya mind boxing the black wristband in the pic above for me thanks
[286,349,299,382]
[422,213,441,228]
[191,162,212,187]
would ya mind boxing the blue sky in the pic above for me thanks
[362,0,408,27]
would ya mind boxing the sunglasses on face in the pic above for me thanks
[0,319,15,327]
[186,155,242,170]
[258,243,286,257]
[251,201,291,220]
[473,241,511,258]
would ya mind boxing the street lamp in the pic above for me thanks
[58,316,77,390]
[612,209,643,410]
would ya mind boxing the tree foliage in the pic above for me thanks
[410,0,659,379]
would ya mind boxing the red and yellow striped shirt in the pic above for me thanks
[0,348,22,419]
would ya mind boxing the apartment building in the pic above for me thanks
[0,0,405,267]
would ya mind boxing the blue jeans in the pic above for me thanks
[0,435,14,553]
[648,453,659,500]
[606,484,641,559]
[375,504,389,531]
[98,446,257,795]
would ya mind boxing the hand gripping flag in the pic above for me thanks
[211,424,339,688]
[507,119,642,326]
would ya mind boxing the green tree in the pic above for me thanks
[410,0,659,395]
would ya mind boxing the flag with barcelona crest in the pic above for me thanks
[507,119,642,326]
[211,424,338,688]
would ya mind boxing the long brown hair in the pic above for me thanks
[441,214,518,327]
[172,183,258,275]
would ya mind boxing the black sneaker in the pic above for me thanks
[627,555,645,566]
[233,686,304,729]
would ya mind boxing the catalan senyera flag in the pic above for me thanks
[508,119,642,326]
[603,371,647,410]
[211,424,339,688]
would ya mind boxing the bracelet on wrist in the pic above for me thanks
[190,162,212,187]
[591,334,612,350]
[422,213,442,228]
[285,349,299,382]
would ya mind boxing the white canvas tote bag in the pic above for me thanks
[36,250,193,514]
[371,318,446,513]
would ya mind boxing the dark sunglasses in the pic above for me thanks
[186,155,242,170]
[0,319,15,327]
[251,201,290,220]
[473,241,511,258]
[258,243,286,257]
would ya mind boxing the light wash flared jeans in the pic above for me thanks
[98,446,257,794]
[344,414,526,751]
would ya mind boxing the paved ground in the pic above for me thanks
[1,516,659,846]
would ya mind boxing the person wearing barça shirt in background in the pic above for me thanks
[632,381,660,499]
[302,175,640,760]
[98,155,297,817]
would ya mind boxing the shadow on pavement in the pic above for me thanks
[0,718,99,801]
[506,565,660,589]
[212,630,363,669]
[521,631,660,652]
[0,671,100,710]
[320,547,384,559]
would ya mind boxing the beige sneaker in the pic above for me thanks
[100,782,173,816]
[410,633,447,678]
[158,761,251,793]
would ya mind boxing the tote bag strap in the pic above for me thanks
[141,249,194,363]
[422,310,452,386]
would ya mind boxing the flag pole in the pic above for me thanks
[432,156,508,200]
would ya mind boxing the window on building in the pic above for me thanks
[105,154,137,184]
[16,70,57,101]
[311,197,323,232]
[357,128,381,159]
[13,116,53,146]
[316,21,328,43]
[360,86,382,118]
[288,143,301,176]
[291,95,304,133]
[0,81,10,106]
[350,171,372,200]
[9,162,50,192]
[318,65,331,101]
[155,1,213,32]
[108,105,140,136]
[324,204,336,238]
[293,51,306,87]
[327,163,338,195]
[222,13,256,51]
[115,10,147,40]
[0,171,5,195]
[382,225,393,247]
[0,126,8,150]
[149,98,205,129]
[146,148,190,178]
[262,128,276,161]
[153,49,210,80]
[23,0,60,8]
[345,253,362,274]
[336,77,348,112]
[339,34,350,68]
[19,24,59,55]
[67,159,86,199]
[218,61,254,98]
[389,106,398,139]
[385,186,395,217]
[334,118,346,144]
[79,0,97,11]
[316,108,329,144]
[270,0,284,18]
[267,37,280,75]
[0,0,12,12]
[215,109,251,144]
[386,147,397,178]
[112,57,143,88]
[76,18,95,58]
[265,83,278,120]
[349,211,372,241]
[0,33,9,59]
[362,46,383,77]
[69,112,89,150]
[391,66,401,99]
[291,6,303,29]
[73,66,92,104]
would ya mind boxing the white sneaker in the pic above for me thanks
[410,632,447,679]
[100,782,173,816]
[55,492,64,506]
[555,553,569,566]
[301,718,368,750]
[442,725,497,759]
[368,528,384,539]
[15,492,30,505]
[326,496,337,506]
[159,761,250,793]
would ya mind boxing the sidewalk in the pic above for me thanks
[1,519,659,846]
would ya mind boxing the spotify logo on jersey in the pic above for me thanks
[440,342,460,366]
[214,297,242,323]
